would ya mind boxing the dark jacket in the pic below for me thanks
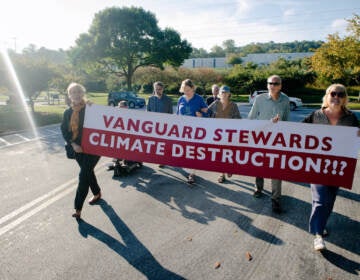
[60,107,86,145]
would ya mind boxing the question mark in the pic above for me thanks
[338,161,347,176]
[323,159,331,174]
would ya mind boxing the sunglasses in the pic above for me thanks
[330,91,345,98]
[267,82,280,86]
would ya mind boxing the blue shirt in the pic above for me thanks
[176,94,208,117]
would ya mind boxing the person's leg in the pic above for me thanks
[74,154,91,212]
[271,179,282,202]
[324,186,339,223]
[271,179,282,213]
[87,155,101,195]
[255,177,264,192]
[309,184,336,251]
[309,184,330,235]
[309,184,338,235]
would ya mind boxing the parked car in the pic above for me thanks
[107,91,145,108]
[249,90,303,111]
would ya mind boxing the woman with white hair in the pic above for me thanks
[61,83,102,220]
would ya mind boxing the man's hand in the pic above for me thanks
[271,114,280,123]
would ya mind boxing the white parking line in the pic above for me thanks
[14,133,30,141]
[0,186,76,237]
[0,137,10,145]
[0,163,106,237]
[0,178,78,228]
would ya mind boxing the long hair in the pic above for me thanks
[321,83,348,110]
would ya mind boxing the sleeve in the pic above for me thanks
[167,97,173,114]
[248,101,258,119]
[176,97,181,115]
[231,103,242,119]
[302,111,315,123]
[146,97,152,112]
[351,113,359,127]
[207,101,217,118]
[283,101,290,121]
[60,109,72,143]
[199,96,209,117]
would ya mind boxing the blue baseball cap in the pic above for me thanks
[220,85,230,93]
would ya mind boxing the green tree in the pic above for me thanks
[226,53,243,66]
[311,34,360,85]
[346,13,360,39]
[69,6,192,90]
[6,52,56,112]
[222,39,237,54]
[209,45,226,57]
[311,14,360,85]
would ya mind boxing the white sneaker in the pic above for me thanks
[314,236,326,251]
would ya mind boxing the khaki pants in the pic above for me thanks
[255,177,282,202]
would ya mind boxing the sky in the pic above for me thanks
[0,0,359,52]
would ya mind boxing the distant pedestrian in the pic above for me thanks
[176,79,208,184]
[208,85,241,183]
[248,75,290,214]
[147,81,173,168]
[303,83,360,251]
[61,83,102,220]
[206,84,220,106]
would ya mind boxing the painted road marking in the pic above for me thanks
[0,163,107,237]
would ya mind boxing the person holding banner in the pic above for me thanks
[208,85,242,183]
[147,81,173,168]
[176,78,208,184]
[248,75,290,213]
[61,83,102,220]
[303,83,360,251]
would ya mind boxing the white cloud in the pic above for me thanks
[331,19,347,29]
[235,0,254,18]
[283,9,296,19]
[330,18,348,36]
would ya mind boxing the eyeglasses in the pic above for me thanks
[330,91,345,98]
[267,82,280,86]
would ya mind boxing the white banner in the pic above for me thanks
[82,104,360,189]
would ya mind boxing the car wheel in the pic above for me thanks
[109,102,116,107]
[128,101,135,108]
[290,102,296,111]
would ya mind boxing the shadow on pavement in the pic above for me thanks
[77,200,185,280]
[115,165,284,246]
[320,250,360,275]
[111,165,360,256]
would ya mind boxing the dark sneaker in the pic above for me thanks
[253,190,262,198]
[272,200,282,214]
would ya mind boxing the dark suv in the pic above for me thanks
[107,91,146,108]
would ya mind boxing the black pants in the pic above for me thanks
[74,153,101,210]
